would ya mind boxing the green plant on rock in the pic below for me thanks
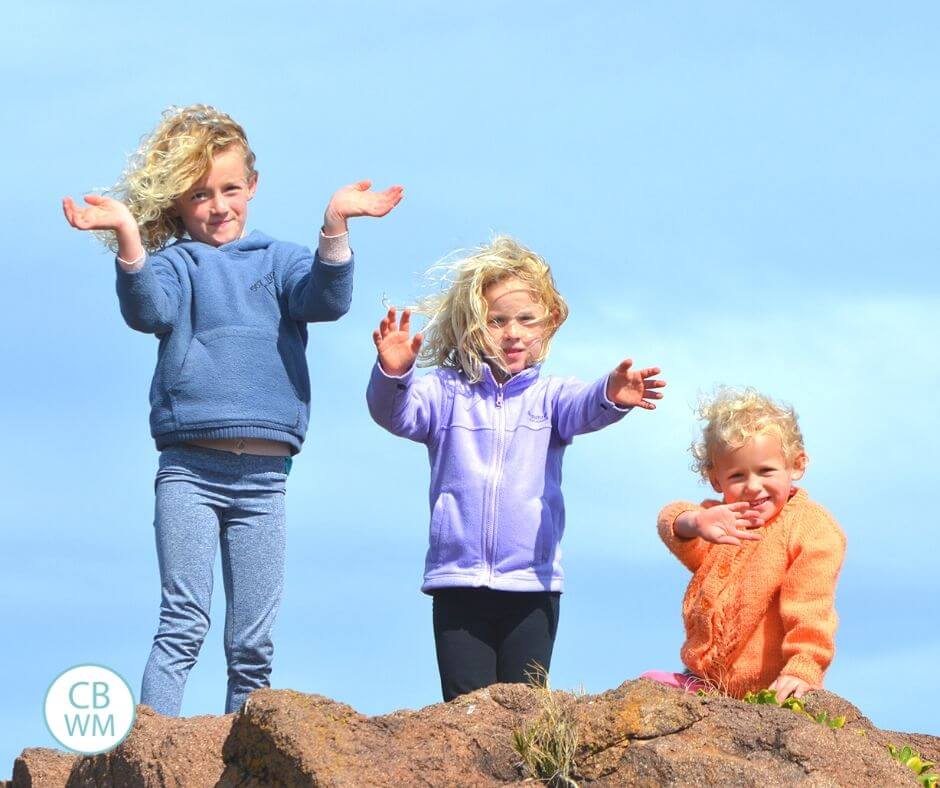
[512,669,580,788]
[742,689,846,729]
[888,744,939,788]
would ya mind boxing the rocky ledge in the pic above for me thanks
[8,680,939,786]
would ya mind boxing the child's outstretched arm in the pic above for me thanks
[553,359,665,443]
[367,307,439,443]
[62,195,144,264]
[286,181,404,322]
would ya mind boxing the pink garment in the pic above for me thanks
[640,670,707,694]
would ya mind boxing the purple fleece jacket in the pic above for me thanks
[367,361,630,593]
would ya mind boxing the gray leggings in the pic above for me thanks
[141,445,289,716]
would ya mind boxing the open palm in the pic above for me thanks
[695,503,763,546]
[325,180,404,234]
[606,359,666,409]
[373,307,423,376]
[62,194,133,232]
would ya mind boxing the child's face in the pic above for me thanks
[709,433,806,522]
[483,276,551,375]
[174,146,257,246]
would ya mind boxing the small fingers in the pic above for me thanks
[399,308,411,334]
[411,332,424,353]
[615,359,633,375]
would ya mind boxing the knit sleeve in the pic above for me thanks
[657,501,711,572]
[778,505,847,686]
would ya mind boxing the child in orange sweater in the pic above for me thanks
[643,388,846,700]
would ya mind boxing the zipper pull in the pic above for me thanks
[496,387,504,408]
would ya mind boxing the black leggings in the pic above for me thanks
[431,587,560,702]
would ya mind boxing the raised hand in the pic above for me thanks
[62,194,135,233]
[606,359,666,409]
[63,194,144,262]
[323,180,404,235]
[680,502,764,545]
[769,674,811,700]
[373,307,423,377]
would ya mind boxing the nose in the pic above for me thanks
[210,192,228,214]
[743,474,761,493]
[505,320,522,339]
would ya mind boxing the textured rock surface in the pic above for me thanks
[10,681,938,787]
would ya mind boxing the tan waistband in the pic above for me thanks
[187,438,293,457]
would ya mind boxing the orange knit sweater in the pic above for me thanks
[658,488,846,698]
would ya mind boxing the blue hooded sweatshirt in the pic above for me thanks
[115,231,353,453]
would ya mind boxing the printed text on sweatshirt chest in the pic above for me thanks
[187,256,281,324]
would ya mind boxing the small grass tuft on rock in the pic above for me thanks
[511,667,580,787]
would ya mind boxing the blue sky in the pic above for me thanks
[2,0,938,775]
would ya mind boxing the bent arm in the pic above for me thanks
[657,502,711,572]
[778,513,847,686]
[284,233,354,322]
[115,255,183,334]
[366,362,440,444]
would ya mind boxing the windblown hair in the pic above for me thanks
[415,236,568,382]
[99,104,257,252]
[691,387,806,481]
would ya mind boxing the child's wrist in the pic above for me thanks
[673,511,701,539]
[322,206,348,236]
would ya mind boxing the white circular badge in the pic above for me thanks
[44,665,136,754]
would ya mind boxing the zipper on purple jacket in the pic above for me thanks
[484,381,508,585]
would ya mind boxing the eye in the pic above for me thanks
[224,185,243,194]
[518,313,538,325]
[190,191,208,202]
[488,317,505,328]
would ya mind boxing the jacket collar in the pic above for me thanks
[478,362,542,393]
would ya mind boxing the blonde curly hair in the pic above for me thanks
[99,104,257,252]
[415,236,568,382]
[691,387,806,481]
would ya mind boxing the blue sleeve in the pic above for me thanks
[283,248,354,323]
[114,255,183,334]
[552,374,630,443]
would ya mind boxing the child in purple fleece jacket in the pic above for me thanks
[366,236,666,701]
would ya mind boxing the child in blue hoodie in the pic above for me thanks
[367,237,665,700]
[63,104,403,716]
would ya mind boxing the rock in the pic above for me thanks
[11,748,76,788]
[66,706,232,787]
[8,682,939,786]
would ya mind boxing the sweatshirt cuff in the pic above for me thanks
[116,253,146,272]
[318,230,351,264]
[372,359,416,383]
[780,656,825,687]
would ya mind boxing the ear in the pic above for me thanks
[789,451,808,481]
[247,172,259,201]
[707,469,722,494]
